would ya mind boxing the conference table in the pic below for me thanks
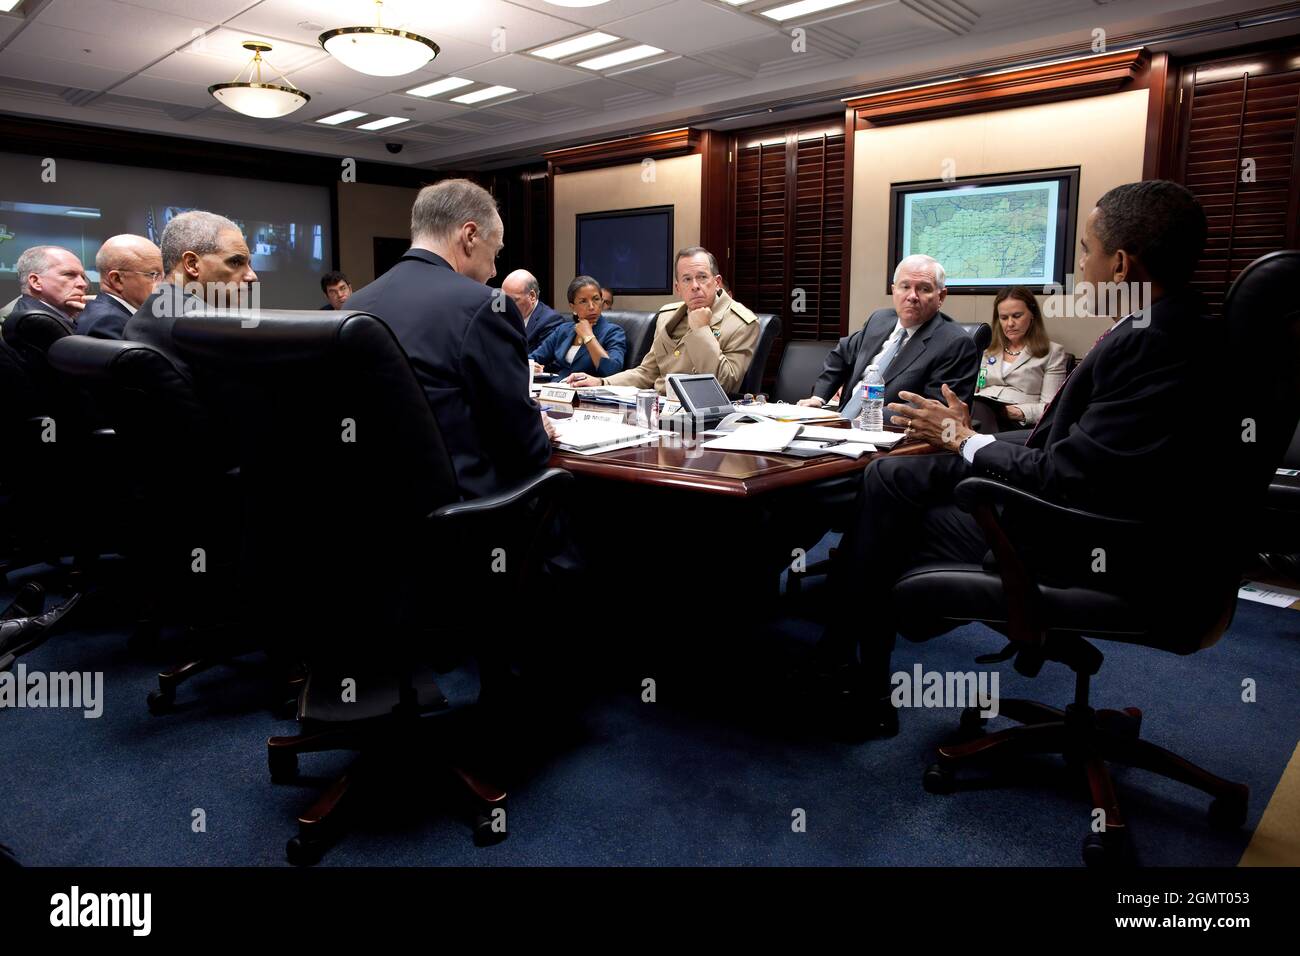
[544,398,931,496]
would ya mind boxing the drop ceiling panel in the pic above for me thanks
[142,27,327,82]
[392,1,584,50]
[544,77,640,110]
[111,72,228,109]
[829,1,957,40]
[115,0,253,20]
[0,16,20,45]
[459,54,590,93]
[506,0,681,29]
[34,0,212,46]
[348,92,468,123]
[608,0,776,54]
[0,50,129,91]
[8,22,175,74]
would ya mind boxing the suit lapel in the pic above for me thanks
[883,317,935,383]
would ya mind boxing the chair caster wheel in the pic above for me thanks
[922,763,955,795]
[472,810,508,848]
[1081,832,1123,868]
[286,835,324,866]
[146,689,174,715]
[1208,794,1247,830]
[268,749,298,783]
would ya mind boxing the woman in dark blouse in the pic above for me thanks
[530,274,627,379]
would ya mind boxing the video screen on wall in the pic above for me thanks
[0,151,332,309]
[888,167,1080,294]
[576,206,673,295]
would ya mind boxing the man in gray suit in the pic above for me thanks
[798,254,979,416]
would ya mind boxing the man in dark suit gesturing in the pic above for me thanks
[346,179,553,500]
[816,180,1219,737]
[798,254,978,416]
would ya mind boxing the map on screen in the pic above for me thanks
[900,180,1059,287]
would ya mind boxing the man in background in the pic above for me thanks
[601,287,614,312]
[319,270,352,310]
[502,268,565,352]
[78,234,163,340]
[7,245,88,327]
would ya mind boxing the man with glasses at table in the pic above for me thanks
[78,234,163,340]
[566,246,759,395]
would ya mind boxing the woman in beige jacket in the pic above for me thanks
[971,286,1068,431]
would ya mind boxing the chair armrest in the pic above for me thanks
[953,476,1143,531]
[952,477,1144,646]
[429,468,572,523]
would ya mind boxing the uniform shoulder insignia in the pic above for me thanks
[729,300,758,324]
[657,300,684,314]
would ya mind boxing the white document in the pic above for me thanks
[1237,582,1300,608]
[573,385,642,399]
[798,425,904,447]
[739,402,842,422]
[552,417,655,450]
[702,420,800,453]
[788,439,871,458]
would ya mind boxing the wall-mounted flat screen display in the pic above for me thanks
[576,205,673,295]
[888,167,1080,294]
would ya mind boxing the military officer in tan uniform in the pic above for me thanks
[566,246,759,395]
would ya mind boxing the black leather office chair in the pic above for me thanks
[891,250,1300,866]
[170,309,572,864]
[736,313,782,397]
[602,310,658,370]
[1256,420,1300,578]
[956,320,992,354]
[0,305,112,583]
[46,335,244,707]
[772,339,835,404]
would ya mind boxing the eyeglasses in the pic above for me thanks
[121,270,163,281]
[677,272,715,287]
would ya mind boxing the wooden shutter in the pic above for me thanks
[731,123,846,388]
[1178,60,1300,316]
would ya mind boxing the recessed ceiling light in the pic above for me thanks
[530,32,619,61]
[0,0,23,11]
[450,85,517,104]
[717,0,758,5]
[356,115,409,130]
[577,44,664,71]
[406,76,473,97]
[316,110,368,125]
[761,0,857,20]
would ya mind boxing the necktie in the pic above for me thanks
[1026,321,1117,445]
[840,327,905,420]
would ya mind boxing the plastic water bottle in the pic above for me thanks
[855,364,884,431]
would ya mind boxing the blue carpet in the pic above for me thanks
[2,540,1298,867]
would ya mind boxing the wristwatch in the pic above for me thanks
[580,334,595,346]
[957,435,972,458]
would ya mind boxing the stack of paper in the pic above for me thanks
[702,420,801,452]
[573,385,642,406]
[798,425,904,447]
[740,402,843,422]
[551,418,661,455]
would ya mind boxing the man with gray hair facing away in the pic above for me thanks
[123,210,257,379]
[346,178,552,500]
[78,234,163,340]
[797,253,978,416]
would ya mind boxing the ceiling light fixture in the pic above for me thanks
[319,0,439,77]
[577,44,665,71]
[406,76,473,97]
[356,115,409,130]
[530,32,619,60]
[317,110,368,125]
[761,0,857,20]
[450,85,517,104]
[208,41,311,118]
